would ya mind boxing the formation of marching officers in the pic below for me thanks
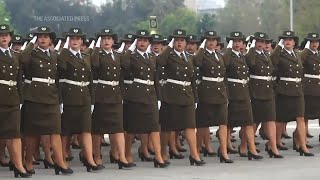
[0,23,319,178]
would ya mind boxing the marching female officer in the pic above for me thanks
[21,26,73,175]
[0,24,31,178]
[90,28,134,169]
[121,30,168,168]
[223,32,263,160]
[271,31,313,156]
[157,29,205,166]
[246,32,283,158]
[58,27,104,172]
[194,30,233,163]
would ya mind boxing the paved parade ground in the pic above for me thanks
[1,121,319,180]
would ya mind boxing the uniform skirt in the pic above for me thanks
[124,102,159,134]
[160,102,196,131]
[61,105,91,135]
[251,98,276,123]
[92,103,123,134]
[23,101,61,135]
[304,95,320,119]
[0,105,21,139]
[196,103,228,127]
[227,100,254,127]
[276,94,304,122]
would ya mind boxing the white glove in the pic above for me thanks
[116,42,125,53]
[95,37,101,48]
[304,40,310,49]
[30,36,37,44]
[146,44,151,53]
[91,105,94,113]
[168,38,174,48]
[20,104,22,110]
[199,39,206,49]
[128,39,137,52]
[250,39,256,48]
[227,40,233,48]
[63,36,70,49]
[195,103,198,109]
[60,104,63,114]
[88,40,95,49]
[20,41,27,51]
[278,39,284,48]
[158,101,161,110]
[246,35,253,42]
[54,40,62,51]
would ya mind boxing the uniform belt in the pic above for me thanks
[24,79,32,84]
[202,76,224,82]
[97,79,119,86]
[59,79,90,87]
[124,80,133,84]
[167,79,191,86]
[32,77,56,84]
[304,74,320,79]
[159,79,167,85]
[280,77,301,83]
[249,75,272,81]
[133,78,154,85]
[0,80,17,86]
[93,80,98,84]
[227,78,248,84]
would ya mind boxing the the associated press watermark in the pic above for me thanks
[33,16,90,22]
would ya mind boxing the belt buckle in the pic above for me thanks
[8,80,15,86]
[183,81,187,87]
[218,77,223,82]
[159,79,165,85]
[80,81,85,87]
[112,81,117,86]
[267,77,272,81]
[295,78,299,82]
[48,77,54,84]
[146,80,151,85]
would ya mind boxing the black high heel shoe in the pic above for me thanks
[281,133,292,139]
[65,156,74,162]
[84,162,105,172]
[169,150,184,159]
[153,158,169,168]
[117,160,135,169]
[202,148,217,157]
[138,152,153,162]
[219,153,234,163]
[247,151,263,160]
[54,164,73,175]
[277,144,288,151]
[9,161,14,171]
[267,149,284,158]
[25,168,35,174]
[177,147,187,152]
[79,152,85,165]
[307,133,314,138]
[13,166,32,178]
[43,159,55,169]
[148,148,155,155]
[238,146,248,157]
[298,147,314,156]
[109,153,119,164]
[227,147,238,154]
[189,156,205,166]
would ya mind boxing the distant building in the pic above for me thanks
[184,0,224,15]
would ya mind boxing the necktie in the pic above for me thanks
[109,53,115,61]
[180,53,187,62]
[290,52,295,58]
[45,50,50,57]
[76,53,82,59]
[4,50,11,58]
[213,52,219,61]
[143,53,148,59]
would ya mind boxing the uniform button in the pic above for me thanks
[243,72,245,74]
[176,72,179,75]
[9,66,12,68]
[267,85,270,88]
[233,84,236,86]
[243,66,245,68]
[107,67,110,70]
[296,71,299,73]
[296,85,298,87]
[267,66,270,69]
[218,88,220,90]
[81,89,83,91]
[82,75,84,78]
[185,67,188,70]
[218,66,221,68]
[184,74,187,77]
[114,74,116,77]
[113,88,115,90]
[114,67,116,69]
[148,68,151,71]
[82,68,85,71]
[137,86,139,88]
[256,84,259,86]
[176,67,179,69]
[48,69,51,72]
[103,86,105,88]
[75,68,77,71]
[8,88,11,90]
[218,73,221,75]
[212,67,214,69]
[10,73,13,75]
[162,72,164,75]
[285,83,288,85]
[147,89,149,91]
[290,65,292,67]
[40,64,43,68]
[296,64,299,67]
[141,67,143,70]
[48,63,50,65]
[183,88,185,91]
[147,75,150,77]
[309,80,311,83]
